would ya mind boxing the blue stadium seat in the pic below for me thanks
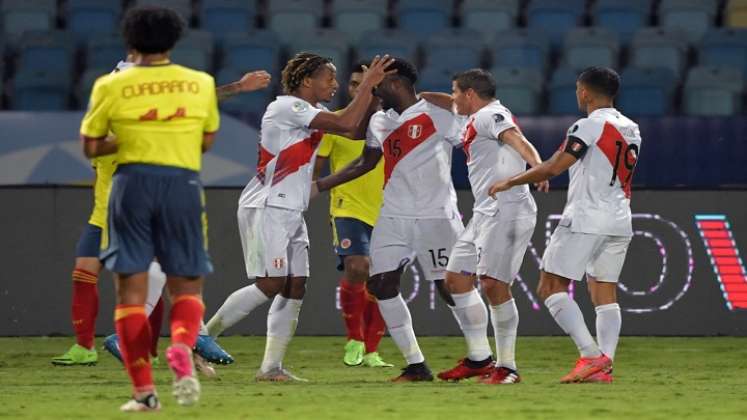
[133,0,192,24]
[66,0,120,42]
[355,29,418,64]
[76,67,110,109]
[1,0,56,38]
[683,65,744,116]
[422,28,484,74]
[16,31,75,79]
[86,34,127,70]
[616,67,676,116]
[216,67,275,117]
[548,67,580,115]
[267,0,323,44]
[562,27,620,71]
[630,27,689,77]
[289,29,350,75]
[490,29,550,72]
[417,67,454,93]
[199,0,255,39]
[221,31,281,73]
[332,0,387,43]
[397,0,451,39]
[461,0,518,41]
[591,0,650,44]
[526,0,586,48]
[699,28,747,78]
[659,0,717,43]
[10,68,70,110]
[170,30,215,72]
[491,67,544,115]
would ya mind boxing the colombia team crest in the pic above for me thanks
[407,124,422,139]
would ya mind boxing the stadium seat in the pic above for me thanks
[422,28,484,74]
[461,0,519,41]
[417,67,454,93]
[10,68,70,110]
[199,0,256,39]
[66,0,120,42]
[726,0,747,28]
[659,0,718,43]
[548,66,580,115]
[75,67,110,109]
[1,0,56,38]
[491,67,544,115]
[683,65,744,116]
[16,31,75,80]
[133,0,192,24]
[630,27,689,77]
[221,31,281,73]
[289,29,350,75]
[86,34,127,70]
[699,28,747,77]
[397,0,451,39]
[591,0,651,44]
[355,29,418,64]
[526,0,586,48]
[170,30,215,72]
[562,27,620,71]
[216,66,275,117]
[331,0,387,43]
[490,29,550,72]
[267,0,323,44]
[616,67,676,116]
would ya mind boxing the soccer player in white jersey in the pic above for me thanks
[488,67,641,383]
[203,52,394,382]
[421,69,548,384]
[315,59,465,382]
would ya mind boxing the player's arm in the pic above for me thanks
[488,136,587,198]
[313,156,329,181]
[216,70,271,101]
[81,134,117,158]
[308,56,395,136]
[499,127,549,192]
[419,92,453,111]
[202,132,217,152]
[314,146,382,192]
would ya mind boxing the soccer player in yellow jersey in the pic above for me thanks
[78,7,237,411]
[313,62,392,368]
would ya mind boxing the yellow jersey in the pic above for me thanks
[80,63,220,172]
[88,154,117,228]
[317,132,384,227]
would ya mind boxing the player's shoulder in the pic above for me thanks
[420,99,453,119]
[269,95,315,113]
[475,100,513,123]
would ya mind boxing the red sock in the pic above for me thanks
[340,278,366,341]
[170,295,204,348]
[71,269,99,349]
[114,304,153,394]
[363,292,386,353]
[148,297,164,357]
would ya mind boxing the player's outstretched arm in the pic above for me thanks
[216,70,272,101]
[500,127,550,192]
[309,55,395,136]
[314,146,383,193]
[81,135,117,158]
[488,148,578,198]
[419,92,453,111]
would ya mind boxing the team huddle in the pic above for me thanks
[61,6,642,413]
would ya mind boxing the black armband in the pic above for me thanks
[563,136,588,159]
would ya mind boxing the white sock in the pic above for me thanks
[490,298,519,371]
[198,321,208,336]
[595,303,621,360]
[145,261,166,316]
[378,294,425,365]
[260,295,302,372]
[450,289,491,362]
[544,292,601,358]
[206,284,270,337]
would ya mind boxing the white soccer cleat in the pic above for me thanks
[172,376,201,406]
[119,394,161,412]
[166,344,201,406]
[194,353,218,378]
[255,367,309,382]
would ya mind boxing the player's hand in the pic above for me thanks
[309,181,320,200]
[361,55,397,87]
[488,180,511,199]
[534,180,550,193]
[237,70,271,92]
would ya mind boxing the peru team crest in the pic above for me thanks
[407,124,422,139]
[273,258,285,269]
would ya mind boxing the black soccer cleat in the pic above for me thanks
[391,362,434,383]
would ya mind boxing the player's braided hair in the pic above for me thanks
[281,52,333,94]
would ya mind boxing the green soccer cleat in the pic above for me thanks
[343,340,365,366]
[362,352,394,368]
[51,344,98,366]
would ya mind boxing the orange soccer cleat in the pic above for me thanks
[560,354,612,384]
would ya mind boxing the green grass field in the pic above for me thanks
[1,336,746,419]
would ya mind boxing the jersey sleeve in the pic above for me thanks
[566,118,598,146]
[365,112,385,149]
[475,108,516,141]
[317,134,335,157]
[204,77,220,133]
[277,98,322,129]
[443,114,467,147]
[80,78,114,138]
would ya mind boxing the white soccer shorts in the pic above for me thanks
[369,215,464,281]
[447,213,536,284]
[541,223,631,282]
[237,206,310,278]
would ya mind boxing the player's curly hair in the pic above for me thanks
[281,52,333,94]
[122,6,185,54]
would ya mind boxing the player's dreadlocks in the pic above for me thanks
[281,52,333,94]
